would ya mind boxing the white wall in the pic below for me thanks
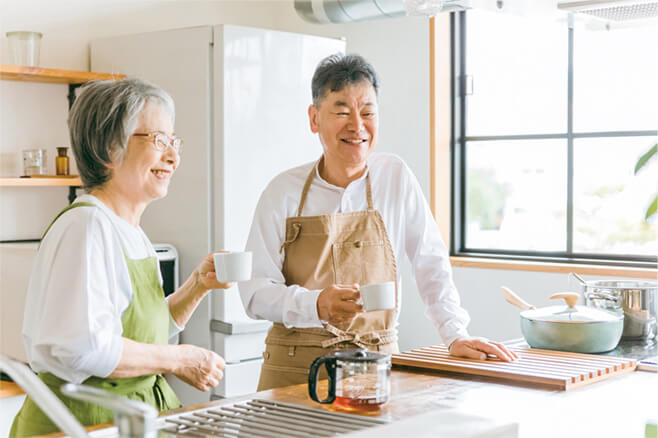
[1,1,654,359]
[0,1,285,70]
[0,1,284,238]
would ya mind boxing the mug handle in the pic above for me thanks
[307,356,336,404]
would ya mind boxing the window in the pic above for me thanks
[451,10,657,267]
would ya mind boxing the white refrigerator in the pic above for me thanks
[91,25,344,404]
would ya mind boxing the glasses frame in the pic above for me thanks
[132,132,183,154]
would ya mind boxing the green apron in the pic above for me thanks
[10,202,181,437]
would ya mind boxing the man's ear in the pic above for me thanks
[308,104,319,133]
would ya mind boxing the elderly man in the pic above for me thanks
[241,53,516,390]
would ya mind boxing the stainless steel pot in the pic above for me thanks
[571,274,658,342]
[502,287,624,353]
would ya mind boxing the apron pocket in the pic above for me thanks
[332,240,387,285]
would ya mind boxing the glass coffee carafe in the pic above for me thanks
[308,349,391,412]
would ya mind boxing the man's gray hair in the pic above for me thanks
[68,78,175,190]
[311,53,379,106]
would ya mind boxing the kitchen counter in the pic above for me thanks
[42,361,656,437]
[163,364,657,438]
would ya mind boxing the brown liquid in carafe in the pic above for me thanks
[333,395,386,412]
[333,373,387,412]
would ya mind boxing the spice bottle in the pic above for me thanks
[55,147,70,176]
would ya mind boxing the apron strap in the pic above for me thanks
[297,161,318,217]
[365,172,374,210]
[279,222,302,254]
[321,324,397,349]
[40,371,157,396]
[40,202,97,242]
[297,157,374,216]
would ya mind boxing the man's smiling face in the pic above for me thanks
[308,81,379,171]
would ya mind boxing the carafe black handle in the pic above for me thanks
[308,356,336,404]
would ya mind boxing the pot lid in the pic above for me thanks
[330,349,390,363]
[522,304,623,323]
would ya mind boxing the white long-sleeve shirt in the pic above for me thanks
[240,153,470,346]
[22,194,182,384]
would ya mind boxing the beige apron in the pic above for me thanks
[257,160,400,391]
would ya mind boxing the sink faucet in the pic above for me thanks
[61,383,158,438]
[0,354,158,438]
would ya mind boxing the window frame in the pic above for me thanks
[428,13,657,278]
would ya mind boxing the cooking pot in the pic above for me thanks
[308,349,391,412]
[570,273,657,342]
[502,287,624,353]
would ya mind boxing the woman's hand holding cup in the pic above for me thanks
[195,251,234,291]
[212,251,253,283]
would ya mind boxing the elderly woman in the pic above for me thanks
[10,78,228,437]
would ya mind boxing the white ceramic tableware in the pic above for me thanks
[213,251,252,282]
[360,282,396,312]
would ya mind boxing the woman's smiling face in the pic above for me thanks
[110,101,180,205]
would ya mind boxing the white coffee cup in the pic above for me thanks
[213,251,252,282]
[359,281,396,312]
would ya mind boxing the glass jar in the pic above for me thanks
[6,31,42,67]
[22,149,46,176]
[55,147,70,176]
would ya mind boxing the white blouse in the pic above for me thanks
[22,194,181,384]
[240,153,471,347]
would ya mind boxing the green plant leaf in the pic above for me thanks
[634,143,657,175]
[646,196,658,221]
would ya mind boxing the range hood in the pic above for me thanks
[295,0,658,22]
[294,0,560,23]
[294,0,406,24]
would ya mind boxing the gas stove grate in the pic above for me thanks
[160,398,388,437]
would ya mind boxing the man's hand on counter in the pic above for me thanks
[317,283,364,325]
[449,336,518,363]
[173,345,226,392]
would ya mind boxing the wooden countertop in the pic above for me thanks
[166,366,657,438]
[44,366,656,437]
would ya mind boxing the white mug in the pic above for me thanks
[213,251,252,282]
[359,281,396,312]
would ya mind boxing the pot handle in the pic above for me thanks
[585,291,621,305]
[501,286,535,310]
[549,292,579,308]
[308,356,337,404]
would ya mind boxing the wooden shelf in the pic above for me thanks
[0,64,125,84]
[0,380,25,399]
[0,177,82,187]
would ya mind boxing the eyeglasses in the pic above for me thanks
[132,132,183,154]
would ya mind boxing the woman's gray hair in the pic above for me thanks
[68,78,175,190]
[311,53,379,106]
